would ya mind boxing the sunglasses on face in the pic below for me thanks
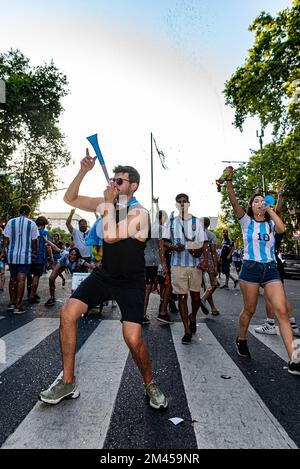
[177,199,189,204]
[110,177,130,186]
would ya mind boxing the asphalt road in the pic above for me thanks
[0,269,299,450]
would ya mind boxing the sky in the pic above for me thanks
[0,0,292,224]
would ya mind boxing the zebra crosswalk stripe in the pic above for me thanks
[0,318,59,374]
[249,326,288,362]
[171,323,297,449]
[1,318,298,449]
[2,320,129,449]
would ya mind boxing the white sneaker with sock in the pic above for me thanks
[254,323,277,335]
[291,326,300,337]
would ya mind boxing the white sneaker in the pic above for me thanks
[292,326,300,337]
[254,323,277,335]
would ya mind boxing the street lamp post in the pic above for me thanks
[256,129,266,195]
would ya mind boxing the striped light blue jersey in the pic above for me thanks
[164,215,207,267]
[4,216,39,265]
[239,214,276,263]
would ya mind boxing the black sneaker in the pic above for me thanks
[234,280,238,288]
[169,301,179,314]
[220,285,229,289]
[142,316,151,325]
[13,307,26,315]
[200,299,209,315]
[189,317,197,334]
[181,333,192,344]
[235,337,251,358]
[288,361,300,376]
[45,298,56,307]
[157,314,174,324]
[28,297,40,304]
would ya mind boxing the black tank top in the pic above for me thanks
[102,204,147,287]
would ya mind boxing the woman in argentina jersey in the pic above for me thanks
[224,168,299,376]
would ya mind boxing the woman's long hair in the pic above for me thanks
[246,193,271,222]
[69,247,82,262]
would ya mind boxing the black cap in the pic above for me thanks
[176,193,189,202]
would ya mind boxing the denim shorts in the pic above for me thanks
[239,260,281,286]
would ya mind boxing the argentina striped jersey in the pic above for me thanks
[164,215,206,268]
[239,214,276,263]
[4,216,39,265]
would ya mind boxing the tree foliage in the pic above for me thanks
[48,227,71,245]
[222,0,300,245]
[0,49,70,220]
[224,0,300,136]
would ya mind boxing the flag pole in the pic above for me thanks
[151,132,154,222]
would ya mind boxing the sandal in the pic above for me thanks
[211,310,220,316]
[45,298,56,307]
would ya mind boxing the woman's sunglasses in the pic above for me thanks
[110,177,130,186]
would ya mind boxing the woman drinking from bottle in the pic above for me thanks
[224,168,300,376]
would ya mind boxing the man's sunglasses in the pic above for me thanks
[110,177,130,186]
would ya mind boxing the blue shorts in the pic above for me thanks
[9,264,31,275]
[239,260,281,286]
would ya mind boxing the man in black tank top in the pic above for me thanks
[39,152,168,409]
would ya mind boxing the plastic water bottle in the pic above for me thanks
[216,166,233,192]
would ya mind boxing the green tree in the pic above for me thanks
[222,0,300,238]
[0,49,70,220]
[224,0,300,137]
[48,227,70,245]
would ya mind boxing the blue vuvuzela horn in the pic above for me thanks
[87,133,110,183]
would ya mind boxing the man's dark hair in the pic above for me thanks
[204,217,210,229]
[79,219,87,225]
[113,165,140,186]
[175,193,189,202]
[19,204,31,216]
[35,216,48,227]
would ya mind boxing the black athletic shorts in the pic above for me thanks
[71,267,145,325]
[221,259,231,276]
[29,263,44,277]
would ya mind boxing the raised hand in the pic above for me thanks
[103,185,118,204]
[80,148,97,174]
[276,185,285,195]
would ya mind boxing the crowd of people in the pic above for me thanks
[0,155,299,410]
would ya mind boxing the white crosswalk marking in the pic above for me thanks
[171,323,297,449]
[1,316,298,449]
[0,318,59,374]
[249,326,288,362]
[2,321,129,449]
